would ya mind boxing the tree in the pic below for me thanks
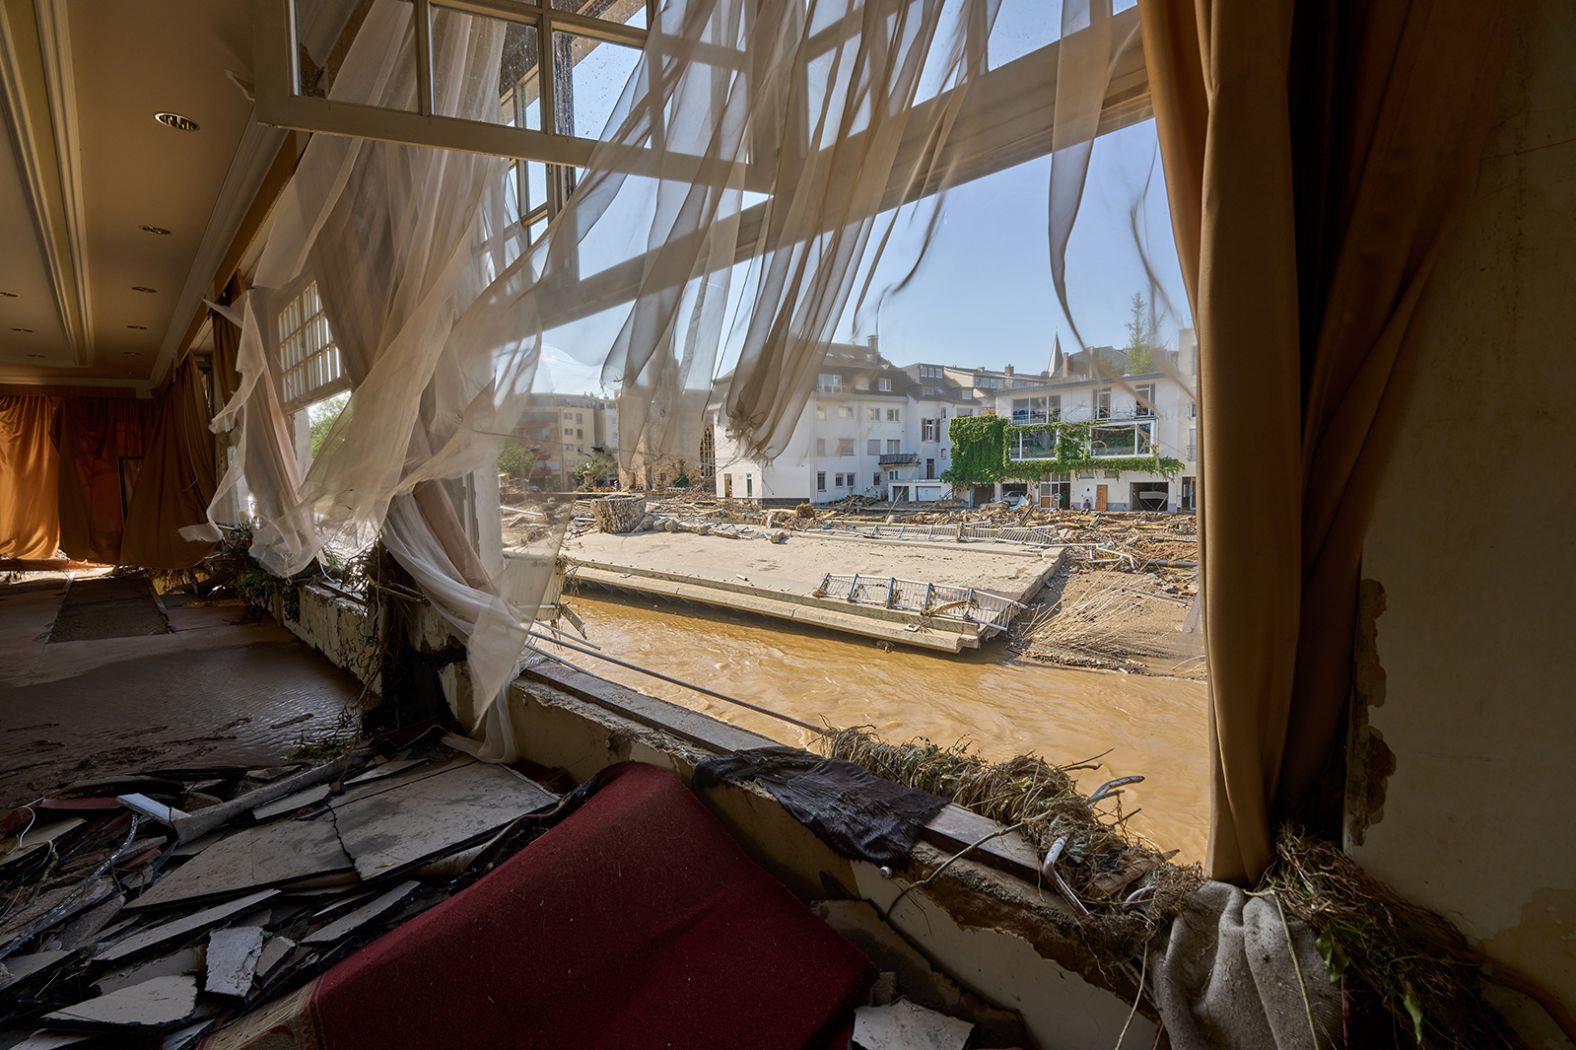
[573,450,618,488]
[308,392,350,457]
[1124,290,1164,374]
[497,440,538,480]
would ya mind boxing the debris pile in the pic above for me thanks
[0,734,560,1047]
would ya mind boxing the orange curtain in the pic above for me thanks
[0,394,62,560]
[1139,0,1513,881]
[55,397,153,564]
[121,356,218,569]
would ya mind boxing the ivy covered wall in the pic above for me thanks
[941,415,1183,486]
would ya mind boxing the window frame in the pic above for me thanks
[273,276,349,412]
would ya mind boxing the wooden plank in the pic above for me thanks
[920,804,1041,882]
[96,891,278,965]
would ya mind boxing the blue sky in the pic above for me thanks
[533,0,1188,391]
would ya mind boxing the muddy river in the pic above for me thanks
[544,590,1210,861]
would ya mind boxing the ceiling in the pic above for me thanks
[0,0,284,390]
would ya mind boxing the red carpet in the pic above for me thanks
[308,762,873,1050]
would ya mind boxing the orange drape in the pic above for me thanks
[121,356,218,569]
[55,397,153,564]
[0,395,62,560]
[1139,0,1513,881]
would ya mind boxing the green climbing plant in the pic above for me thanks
[942,415,1183,486]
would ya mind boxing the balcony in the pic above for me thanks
[1007,427,1057,461]
[1089,421,1155,458]
[878,452,917,465]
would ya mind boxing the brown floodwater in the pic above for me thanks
[545,589,1210,861]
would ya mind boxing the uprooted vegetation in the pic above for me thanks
[821,726,1203,954]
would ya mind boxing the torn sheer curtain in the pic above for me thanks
[197,0,1138,755]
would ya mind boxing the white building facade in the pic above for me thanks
[711,342,967,505]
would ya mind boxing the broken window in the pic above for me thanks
[276,280,345,410]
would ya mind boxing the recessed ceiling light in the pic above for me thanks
[124,351,144,357]
[0,291,16,298]
[127,324,148,331]
[131,286,157,294]
[26,353,43,359]
[154,111,199,132]
[11,327,33,333]
[140,224,172,236]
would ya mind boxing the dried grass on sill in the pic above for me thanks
[821,726,1201,951]
[1263,828,1526,1049]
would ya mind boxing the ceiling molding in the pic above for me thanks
[32,0,92,365]
[0,0,88,357]
[153,115,287,382]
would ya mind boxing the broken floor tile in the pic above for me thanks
[94,945,204,996]
[852,999,973,1050]
[250,784,331,823]
[126,817,350,911]
[303,881,420,946]
[205,927,264,998]
[0,949,74,992]
[96,890,278,965]
[253,936,295,983]
[43,974,199,1031]
[330,761,555,880]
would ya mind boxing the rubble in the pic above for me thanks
[0,739,561,1047]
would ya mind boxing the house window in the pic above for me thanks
[745,475,753,497]
[1095,388,1112,419]
[817,471,827,492]
[919,364,943,379]
[838,438,855,456]
[816,438,826,456]
[576,428,584,438]
[1135,383,1156,417]
[816,405,827,420]
[888,470,898,480]
[886,439,901,454]
[833,472,844,487]
[867,407,880,421]
[886,408,901,422]
[818,373,843,393]
[1048,395,1061,421]
[576,412,584,424]
[877,377,892,392]
[872,472,881,487]
[922,418,939,441]
[563,427,573,436]
[276,280,345,409]
[839,406,855,419]
[867,439,880,455]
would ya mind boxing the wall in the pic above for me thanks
[1352,1,1576,1042]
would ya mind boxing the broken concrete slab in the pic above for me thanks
[43,974,199,1031]
[303,881,419,946]
[96,891,279,965]
[204,927,264,998]
[330,761,555,880]
[852,999,972,1050]
[126,816,350,911]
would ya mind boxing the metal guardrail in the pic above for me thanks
[804,519,1061,547]
[811,573,1025,633]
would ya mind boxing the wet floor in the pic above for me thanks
[547,588,1210,861]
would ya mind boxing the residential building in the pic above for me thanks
[956,331,1198,511]
[711,340,970,504]
[511,394,609,491]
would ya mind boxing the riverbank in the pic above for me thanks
[541,589,1210,861]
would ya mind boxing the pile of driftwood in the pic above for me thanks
[0,734,559,1047]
